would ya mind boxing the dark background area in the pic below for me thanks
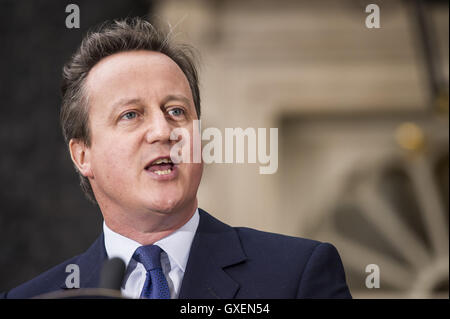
[0,0,152,292]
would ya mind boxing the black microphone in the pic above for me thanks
[34,258,127,299]
[99,257,126,291]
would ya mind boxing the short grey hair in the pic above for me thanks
[60,17,201,204]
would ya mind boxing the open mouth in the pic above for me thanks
[145,157,176,176]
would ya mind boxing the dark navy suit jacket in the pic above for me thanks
[2,208,351,298]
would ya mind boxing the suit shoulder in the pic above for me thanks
[5,255,80,299]
[234,226,323,260]
[232,226,351,298]
[235,226,321,247]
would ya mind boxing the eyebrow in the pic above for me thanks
[161,94,192,107]
[110,95,192,111]
[110,98,144,111]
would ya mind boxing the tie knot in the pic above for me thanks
[133,245,163,272]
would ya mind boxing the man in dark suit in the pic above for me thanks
[2,18,351,299]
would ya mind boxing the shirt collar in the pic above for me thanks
[103,208,199,272]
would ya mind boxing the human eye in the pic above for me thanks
[120,111,138,120]
[168,107,185,118]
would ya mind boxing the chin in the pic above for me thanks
[144,196,181,214]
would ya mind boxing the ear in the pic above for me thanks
[69,138,94,178]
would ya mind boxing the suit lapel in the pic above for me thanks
[58,209,247,298]
[178,209,247,299]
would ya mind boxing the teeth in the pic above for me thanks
[154,168,172,175]
[151,158,172,165]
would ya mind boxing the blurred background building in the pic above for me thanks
[0,0,448,298]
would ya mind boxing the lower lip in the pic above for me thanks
[145,164,179,181]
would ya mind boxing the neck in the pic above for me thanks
[102,198,198,246]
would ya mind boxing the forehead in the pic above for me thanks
[85,50,192,103]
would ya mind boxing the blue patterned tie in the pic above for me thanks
[132,245,171,299]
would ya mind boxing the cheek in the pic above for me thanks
[181,127,203,184]
[185,126,202,163]
[182,163,203,186]
[91,140,137,179]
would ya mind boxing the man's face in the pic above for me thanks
[78,50,203,216]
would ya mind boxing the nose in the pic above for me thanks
[144,110,172,145]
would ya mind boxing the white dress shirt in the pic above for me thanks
[103,208,199,299]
